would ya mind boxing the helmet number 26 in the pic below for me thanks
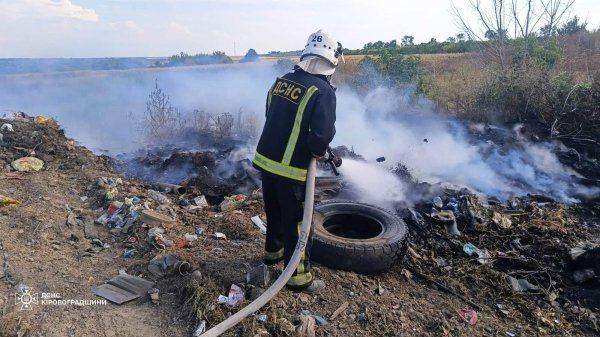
[311,36,323,42]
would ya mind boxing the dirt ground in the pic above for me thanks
[0,119,188,337]
[1,117,599,337]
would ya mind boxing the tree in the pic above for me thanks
[401,35,414,46]
[485,29,498,40]
[452,0,574,66]
[374,51,423,84]
[540,23,557,37]
[540,0,575,38]
[373,40,385,49]
[447,36,457,43]
[456,33,466,41]
[144,80,179,141]
[241,48,259,62]
[557,16,588,35]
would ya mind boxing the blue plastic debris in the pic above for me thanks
[123,249,137,258]
[302,310,329,326]
[463,243,480,256]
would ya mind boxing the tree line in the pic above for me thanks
[352,16,590,55]
[152,51,233,67]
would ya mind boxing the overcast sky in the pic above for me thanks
[0,0,598,58]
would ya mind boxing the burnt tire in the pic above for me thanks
[309,200,408,274]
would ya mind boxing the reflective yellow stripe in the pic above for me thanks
[287,272,313,286]
[297,253,305,275]
[264,248,284,261]
[282,86,318,165]
[253,152,307,182]
[267,88,273,110]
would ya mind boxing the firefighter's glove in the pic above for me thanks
[317,151,330,161]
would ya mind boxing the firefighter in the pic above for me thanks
[253,29,343,293]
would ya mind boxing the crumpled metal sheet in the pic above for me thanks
[92,274,155,304]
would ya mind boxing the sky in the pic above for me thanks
[0,0,598,58]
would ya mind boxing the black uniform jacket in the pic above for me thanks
[253,67,336,182]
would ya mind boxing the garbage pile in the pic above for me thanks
[397,187,600,334]
[0,111,111,172]
[319,143,600,334]
[91,169,260,256]
[3,112,599,336]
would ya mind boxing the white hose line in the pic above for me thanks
[201,158,317,337]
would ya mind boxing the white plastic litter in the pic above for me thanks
[192,320,206,337]
[0,124,14,132]
[251,215,267,235]
[214,232,227,240]
[193,195,209,208]
[218,284,244,306]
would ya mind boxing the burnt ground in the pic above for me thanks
[1,117,599,337]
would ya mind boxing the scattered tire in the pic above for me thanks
[309,200,408,274]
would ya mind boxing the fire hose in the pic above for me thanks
[201,158,317,337]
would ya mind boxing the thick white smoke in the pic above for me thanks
[333,86,600,204]
[337,159,408,207]
[0,64,277,153]
[1,64,597,203]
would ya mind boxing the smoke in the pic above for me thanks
[332,86,600,204]
[0,64,277,153]
[337,159,408,208]
[1,62,597,204]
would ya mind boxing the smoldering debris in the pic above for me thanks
[333,86,600,205]
[114,145,260,203]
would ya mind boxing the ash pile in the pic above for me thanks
[113,142,261,205]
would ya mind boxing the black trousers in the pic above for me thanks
[261,172,313,289]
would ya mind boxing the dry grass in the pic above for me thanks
[560,31,600,81]
[418,33,600,121]
[184,277,301,337]
[299,33,600,126]
[334,54,366,84]
[0,311,37,337]
[417,53,497,120]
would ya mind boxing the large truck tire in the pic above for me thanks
[309,201,408,274]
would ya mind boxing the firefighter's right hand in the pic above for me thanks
[314,151,329,161]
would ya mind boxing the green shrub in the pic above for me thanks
[353,51,424,90]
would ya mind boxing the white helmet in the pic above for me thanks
[300,29,343,67]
